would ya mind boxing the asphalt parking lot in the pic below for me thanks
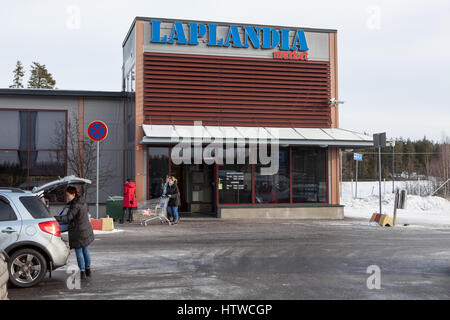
[7,218,450,300]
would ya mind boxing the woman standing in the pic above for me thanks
[122,178,137,223]
[55,186,94,279]
[165,176,181,224]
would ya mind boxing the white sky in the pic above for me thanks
[1,0,449,142]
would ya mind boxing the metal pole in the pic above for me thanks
[339,149,343,201]
[378,145,382,214]
[351,178,353,199]
[392,144,395,193]
[355,160,358,199]
[418,177,421,196]
[393,190,398,226]
[96,140,99,219]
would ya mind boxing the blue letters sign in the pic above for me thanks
[353,153,363,161]
[150,20,309,53]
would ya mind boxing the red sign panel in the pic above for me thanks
[87,121,108,142]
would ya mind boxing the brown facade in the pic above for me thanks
[143,52,331,127]
[135,20,146,202]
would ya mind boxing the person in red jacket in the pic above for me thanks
[122,178,137,224]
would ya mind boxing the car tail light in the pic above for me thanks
[39,221,61,237]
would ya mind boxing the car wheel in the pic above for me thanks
[8,249,47,288]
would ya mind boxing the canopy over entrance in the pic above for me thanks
[141,125,374,148]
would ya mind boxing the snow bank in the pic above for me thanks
[341,181,450,227]
[343,193,450,213]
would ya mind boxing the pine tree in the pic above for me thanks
[27,62,56,89]
[9,60,25,88]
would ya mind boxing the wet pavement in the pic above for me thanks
[7,218,450,300]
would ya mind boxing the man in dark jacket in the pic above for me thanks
[55,186,94,279]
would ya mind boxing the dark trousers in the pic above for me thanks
[121,207,134,223]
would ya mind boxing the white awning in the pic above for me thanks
[141,125,376,148]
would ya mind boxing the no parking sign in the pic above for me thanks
[87,120,108,142]
[87,120,108,219]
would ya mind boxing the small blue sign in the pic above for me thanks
[354,153,363,161]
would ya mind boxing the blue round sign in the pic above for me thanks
[87,121,108,142]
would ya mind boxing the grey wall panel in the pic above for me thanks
[143,20,330,61]
[84,149,124,203]
[0,97,78,115]
[83,98,124,203]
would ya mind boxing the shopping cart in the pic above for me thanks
[139,197,171,226]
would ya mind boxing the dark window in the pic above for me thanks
[292,148,327,203]
[148,147,169,199]
[0,110,67,203]
[0,151,27,190]
[19,196,50,219]
[218,147,252,204]
[218,163,252,204]
[35,112,66,150]
[0,198,17,221]
[255,147,290,204]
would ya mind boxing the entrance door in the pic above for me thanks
[171,163,215,215]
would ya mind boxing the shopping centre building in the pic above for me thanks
[0,17,373,218]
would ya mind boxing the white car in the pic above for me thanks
[0,176,91,288]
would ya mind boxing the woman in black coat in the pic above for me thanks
[55,186,95,279]
[165,176,181,224]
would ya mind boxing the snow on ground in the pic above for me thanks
[341,181,450,227]
[93,229,125,235]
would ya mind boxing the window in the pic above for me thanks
[292,148,327,203]
[0,110,67,202]
[148,147,169,199]
[218,147,252,204]
[19,196,50,219]
[218,163,252,204]
[255,148,290,204]
[0,198,17,221]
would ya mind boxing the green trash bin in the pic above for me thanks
[106,196,124,221]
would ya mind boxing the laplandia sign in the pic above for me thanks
[150,20,309,61]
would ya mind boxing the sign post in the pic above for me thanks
[353,153,363,198]
[87,120,108,219]
[373,133,386,215]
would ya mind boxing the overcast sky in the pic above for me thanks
[1,0,449,142]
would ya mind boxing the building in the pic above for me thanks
[0,17,373,218]
[0,89,125,214]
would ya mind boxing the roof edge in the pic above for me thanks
[0,88,125,99]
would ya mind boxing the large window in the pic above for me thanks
[0,110,66,202]
[147,144,328,206]
[148,147,169,199]
[292,148,327,203]
[255,147,290,204]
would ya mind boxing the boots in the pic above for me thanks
[128,208,133,223]
[85,268,91,277]
[80,270,86,279]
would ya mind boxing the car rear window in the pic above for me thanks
[19,196,51,219]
